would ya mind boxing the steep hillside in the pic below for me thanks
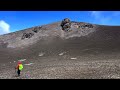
[1,18,120,79]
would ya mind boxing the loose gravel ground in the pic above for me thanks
[1,56,120,79]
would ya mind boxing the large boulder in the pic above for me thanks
[61,18,71,31]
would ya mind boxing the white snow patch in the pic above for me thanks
[59,53,64,56]
[18,59,26,62]
[70,58,77,60]
[24,63,34,66]
[39,52,45,56]
[59,52,66,56]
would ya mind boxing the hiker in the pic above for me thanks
[15,61,23,76]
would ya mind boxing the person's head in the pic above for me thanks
[18,61,22,64]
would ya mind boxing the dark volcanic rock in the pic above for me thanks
[32,29,38,33]
[61,18,71,31]
[21,33,34,40]
[79,23,94,29]
[32,26,42,33]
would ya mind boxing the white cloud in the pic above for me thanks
[90,11,102,19]
[112,11,120,16]
[89,11,120,25]
[90,11,111,25]
[0,20,10,35]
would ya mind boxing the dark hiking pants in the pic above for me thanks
[17,69,21,76]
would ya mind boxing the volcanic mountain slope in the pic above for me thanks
[1,19,120,79]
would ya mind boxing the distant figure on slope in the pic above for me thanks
[15,61,23,76]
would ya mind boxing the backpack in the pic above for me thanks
[19,64,23,70]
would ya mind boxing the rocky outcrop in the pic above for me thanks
[60,18,94,32]
[21,26,42,40]
[21,33,34,39]
[61,18,71,31]
[32,26,42,33]
[79,23,94,29]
